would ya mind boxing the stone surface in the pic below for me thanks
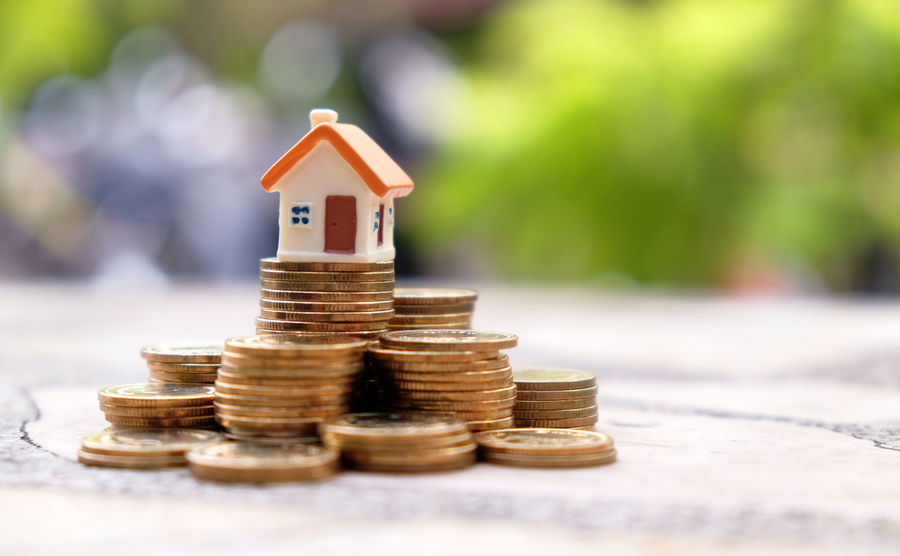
[2,282,900,554]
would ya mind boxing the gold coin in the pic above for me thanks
[384,366,512,383]
[215,414,323,432]
[442,408,514,421]
[104,414,217,428]
[393,287,478,305]
[216,370,357,388]
[80,428,224,457]
[260,299,394,312]
[514,414,599,428]
[98,383,215,408]
[465,415,514,432]
[514,385,599,401]
[379,330,517,352]
[389,384,517,402]
[145,361,221,373]
[255,318,388,332]
[474,428,614,457]
[513,368,597,391]
[392,303,475,315]
[150,370,216,384]
[260,258,393,272]
[318,412,469,448]
[388,313,472,325]
[214,402,348,419]
[386,322,472,331]
[367,344,497,363]
[99,403,215,418]
[224,335,368,358]
[261,289,394,302]
[514,405,599,420]
[214,392,348,408]
[259,308,395,323]
[255,329,386,340]
[514,398,596,411]
[186,441,340,483]
[224,427,320,438]
[373,354,509,372]
[219,362,363,379]
[259,269,395,282]
[214,380,351,399]
[390,378,514,392]
[390,397,516,412]
[78,450,186,469]
[342,443,477,472]
[224,432,319,443]
[140,343,223,363]
[148,370,218,383]
[481,449,617,468]
[259,279,394,292]
[221,352,361,369]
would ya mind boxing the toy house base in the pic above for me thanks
[275,247,396,264]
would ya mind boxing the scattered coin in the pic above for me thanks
[512,368,597,391]
[379,330,517,352]
[187,441,340,483]
[140,343,223,363]
[98,383,215,408]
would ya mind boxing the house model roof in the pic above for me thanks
[260,110,414,198]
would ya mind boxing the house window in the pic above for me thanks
[290,203,312,227]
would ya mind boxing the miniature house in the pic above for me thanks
[260,109,414,263]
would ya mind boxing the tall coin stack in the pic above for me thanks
[369,330,519,432]
[319,412,477,472]
[388,288,477,331]
[512,369,599,430]
[97,383,217,429]
[141,343,223,384]
[214,335,368,442]
[257,258,395,339]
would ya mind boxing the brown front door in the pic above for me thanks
[325,195,357,254]
[377,203,384,246]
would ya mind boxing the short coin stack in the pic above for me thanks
[475,429,616,468]
[214,335,367,442]
[97,383,216,429]
[141,342,223,384]
[257,258,395,339]
[388,287,477,331]
[370,330,518,432]
[78,427,224,469]
[513,369,598,430]
[186,441,341,483]
[319,412,477,472]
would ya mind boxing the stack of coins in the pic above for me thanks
[141,342,223,384]
[388,287,477,331]
[214,335,367,441]
[78,427,223,469]
[475,429,616,468]
[318,412,477,472]
[98,383,216,429]
[370,330,518,432]
[257,258,395,339]
[512,369,598,430]
[187,441,341,483]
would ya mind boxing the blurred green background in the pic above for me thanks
[3,0,900,293]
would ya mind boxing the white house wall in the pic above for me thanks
[272,141,396,263]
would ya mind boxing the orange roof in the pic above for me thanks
[260,123,414,198]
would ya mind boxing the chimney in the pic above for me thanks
[310,109,338,127]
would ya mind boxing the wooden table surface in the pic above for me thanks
[2,281,900,555]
